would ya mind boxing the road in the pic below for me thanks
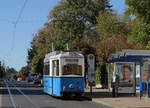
[0,80,112,108]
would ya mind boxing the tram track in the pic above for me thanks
[4,81,17,108]
[4,80,40,108]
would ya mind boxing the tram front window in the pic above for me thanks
[62,64,82,75]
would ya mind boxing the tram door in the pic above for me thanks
[52,60,59,95]
[43,62,50,93]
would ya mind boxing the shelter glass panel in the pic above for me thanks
[115,62,135,93]
[136,62,140,87]
[142,58,150,82]
[108,63,114,88]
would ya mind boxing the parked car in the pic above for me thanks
[21,76,26,81]
[17,76,26,81]
[27,73,37,82]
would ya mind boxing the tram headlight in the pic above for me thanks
[63,86,66,91]
[78,86,81,90]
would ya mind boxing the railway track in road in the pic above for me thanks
[4,80,40,108]
[2,80,111,108]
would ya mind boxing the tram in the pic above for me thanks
[43,51,85,97]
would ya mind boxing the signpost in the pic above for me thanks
[87,54,95,97]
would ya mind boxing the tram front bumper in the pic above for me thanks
[61,91,84,97]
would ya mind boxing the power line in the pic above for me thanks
[15,0,28,26]
[11,0,28,51]
[11,25,16,51]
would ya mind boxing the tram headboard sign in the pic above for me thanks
[87,54,95,83]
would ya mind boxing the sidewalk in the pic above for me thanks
[85,88,150,108]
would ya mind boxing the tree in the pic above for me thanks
[97,12,128,40]
[96,10,137,87]
[18,66,29,77]
[49,0,111,47]
[96,34,134,87]
[28,0,111,75]
[129,19,150,46]
[0,61,6,78]
[126,0,150,23]
[96,34,134,63]
[125,0,150,46]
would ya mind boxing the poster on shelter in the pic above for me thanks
[115,62,135,93]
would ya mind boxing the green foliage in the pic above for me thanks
[97,12,128,39]
[95,64,101,84]
[17,66,29,77]
[0,61,17,78]
[130,20,150,45]
[49,0,111,42]
[0,61,5,78]
[126,0,150,23]
[126,0,150,46]
[28,0,111,75]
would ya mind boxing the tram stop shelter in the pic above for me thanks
[108,50,150,98]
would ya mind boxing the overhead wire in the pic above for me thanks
[11,0,28,51]
[15,0,28,25]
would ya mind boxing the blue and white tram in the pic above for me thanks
[43,51,85,97]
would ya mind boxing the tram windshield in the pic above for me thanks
[62,64,82,76]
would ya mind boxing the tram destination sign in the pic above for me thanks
[87,54,95,83]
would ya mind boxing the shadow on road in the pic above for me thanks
[52,95,92,101]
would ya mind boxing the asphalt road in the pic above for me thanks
[0,80,112,108]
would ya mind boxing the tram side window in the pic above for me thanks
[52,60,59,76]
[43,62,50,75]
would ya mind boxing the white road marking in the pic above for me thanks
[10,82,40,108]
[0,87,3,107]
[4,81,17,108]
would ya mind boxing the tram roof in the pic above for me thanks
[109,50,150,63]
[44,51,84,62]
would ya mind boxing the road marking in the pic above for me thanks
[10,82,40,108]
[0,87,2,107]
[4,81,17,108]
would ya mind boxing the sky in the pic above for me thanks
[0,0,127,71]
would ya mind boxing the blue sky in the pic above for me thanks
[0,0,127,71]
